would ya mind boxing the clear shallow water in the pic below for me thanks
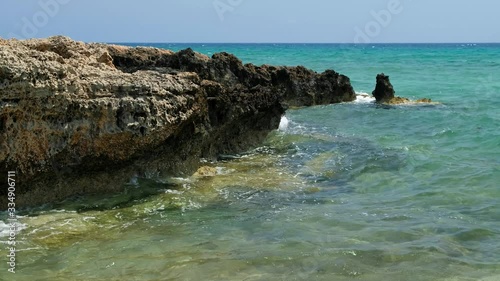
[1,44,500,280]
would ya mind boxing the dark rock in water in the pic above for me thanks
[0,36,356,208]
[372,73,433,104]
[372,73,395,102]
[269,67,356,107]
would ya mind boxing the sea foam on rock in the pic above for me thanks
[0,36,356,208]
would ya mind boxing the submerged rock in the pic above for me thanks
[416,98,433,103]
[384,96,410,105]
[193,166,218,177]
[0,36,356,208]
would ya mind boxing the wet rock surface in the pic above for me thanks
[0,36,356,208]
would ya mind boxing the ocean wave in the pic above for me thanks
[354,92,376,104]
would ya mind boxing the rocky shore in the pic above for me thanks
[0,36,356,208]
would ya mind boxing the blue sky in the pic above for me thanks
[1,0,499,43]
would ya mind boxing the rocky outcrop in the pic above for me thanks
[372,73,396,102]
[0,36,356,208]
[107,47,356,107]
[372,73,432,104]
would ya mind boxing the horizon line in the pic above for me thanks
[106,41,500,46]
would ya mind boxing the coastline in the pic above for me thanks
[0,38,498,281]
[0,36,356,209]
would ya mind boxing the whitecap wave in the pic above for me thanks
[354,92,376,104]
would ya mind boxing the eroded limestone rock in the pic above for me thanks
[0,36,356,208]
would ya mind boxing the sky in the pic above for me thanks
[1,0,499,43]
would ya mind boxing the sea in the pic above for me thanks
[1,43,499,281]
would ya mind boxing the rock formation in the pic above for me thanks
[372,73,397,102]
[372,73,432,104]
[0,36,356,208]
[107,47,356,107]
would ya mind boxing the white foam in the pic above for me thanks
[215,167,235,175]
[278,116,289,131]
[354,92,376,104]
[165,189,183,195]
[0,220,27,238]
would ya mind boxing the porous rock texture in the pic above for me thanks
[0,36,356,208]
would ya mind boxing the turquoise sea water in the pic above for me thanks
[1,44,500,280]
